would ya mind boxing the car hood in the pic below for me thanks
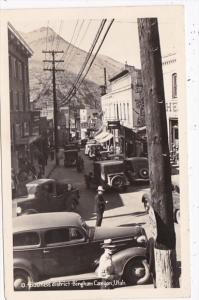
[12,194,35,204]
[92,225,144,242]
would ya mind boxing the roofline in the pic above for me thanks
[109,70,129,82]
[8,22,33,56]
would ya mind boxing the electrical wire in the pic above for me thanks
[60,19,114,107]
[59,19,107,107]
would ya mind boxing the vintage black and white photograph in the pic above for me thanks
[0,4,191,299]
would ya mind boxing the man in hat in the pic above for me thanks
[95,186,107,227]
[97,239,116,289]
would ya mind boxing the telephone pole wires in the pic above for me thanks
[43,50,64,166]
[137,18,179,287]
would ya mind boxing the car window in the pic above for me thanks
[44,228,70,245]
[13,231,40,247]
[70,227,85,242]
[42,183,54,194]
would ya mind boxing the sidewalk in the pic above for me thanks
[45,158,56,178]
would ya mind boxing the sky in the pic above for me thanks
[12,18,176,68]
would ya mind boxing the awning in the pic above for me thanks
[95,131,108,142]
[99,133,113,143]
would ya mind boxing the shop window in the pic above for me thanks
[172,73,177,98]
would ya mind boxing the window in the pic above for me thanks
[9,55,12,75]
[18,61,22,80]
[127,103,129,121]
[44,228,70,245]
[23,122,29,137]
[12,57,16,78]
[123,103,126,120]
[172,73,177,98]
[15,59,18,79]
[70,228,84,241]
[13,232,40,247]
[16,92,20,110]
[120,103,122,119]
[10,90,13,110]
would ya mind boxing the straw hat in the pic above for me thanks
[102,239,116,248]
[97,186,105,192]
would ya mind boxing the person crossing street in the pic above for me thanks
[95,186,107,227]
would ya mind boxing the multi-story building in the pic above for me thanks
[101,64,144,130]
[8,23,34,172]
[162,53,178,151]
[80,105,102,139]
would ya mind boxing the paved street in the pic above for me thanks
[48,150,181,289]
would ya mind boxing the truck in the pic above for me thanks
[12,178,80,217]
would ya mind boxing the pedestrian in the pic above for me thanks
[95,186,107,227]
[97,239,116,289]
[11,168,18,198]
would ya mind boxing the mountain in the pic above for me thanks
[21,27,124,108]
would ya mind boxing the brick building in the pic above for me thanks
[8,22,34,172]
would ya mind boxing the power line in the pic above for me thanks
[59,19,107,107]
[56,20,79,69]
[60,19,114,107]
[63,19,85,69]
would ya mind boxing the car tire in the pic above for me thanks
[14,269,33,291]
[175,209,180,224]
[139,168,149,180]
[123,257,150,286]
[70,198,78,211]
[111,175,125,190]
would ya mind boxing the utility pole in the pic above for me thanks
[137,18,179,287]
[43,50,64,166]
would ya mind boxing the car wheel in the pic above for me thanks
[71,198,78,211]
[139,168,149,180]
[111,175,125,190]
[123,257,150,286]
[14,269,33,291]
[175,209,180,224]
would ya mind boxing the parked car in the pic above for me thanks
[12,179,79,217]
[141,175,180,223]
[124,157,149,184]
[64,149,79,167]
[85,160,129,191]
[13,212,150,290]
[84,140,97,155]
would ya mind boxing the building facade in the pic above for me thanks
[101,65,144,131]
[162,53,179,152]
[8,23,34,172]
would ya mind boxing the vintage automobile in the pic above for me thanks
[141,175,180,224]
[124,157,149,184]
[88,144,104,159]
[13,212,150,290]
[85,160,129,191]
[12,179,80,217]
[64,149,79,167]
[84,140,97,155]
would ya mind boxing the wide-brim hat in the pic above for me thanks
[97,186,105,192]
[101,238,116,248]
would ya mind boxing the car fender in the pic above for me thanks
[111,247,147,276]
[13,257,40,282]
[95,247,147,277]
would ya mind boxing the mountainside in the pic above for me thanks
[21,27,124,108]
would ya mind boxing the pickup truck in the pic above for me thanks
[12,178,80,217]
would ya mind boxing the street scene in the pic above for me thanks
[8,14,181,291]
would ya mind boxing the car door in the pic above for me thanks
[42,226,87,278]
[13,231,44,276]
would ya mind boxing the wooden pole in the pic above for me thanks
[137,18,179,287]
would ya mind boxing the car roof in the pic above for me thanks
[13,212,82,233]
[26,179,54,186]
[94,160,124,166]
[125,157,148,161]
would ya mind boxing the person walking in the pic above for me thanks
[97,239,116,289]
[95,186,107,227]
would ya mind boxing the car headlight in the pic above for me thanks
[16,206,22,215]
[137,235,147,244]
